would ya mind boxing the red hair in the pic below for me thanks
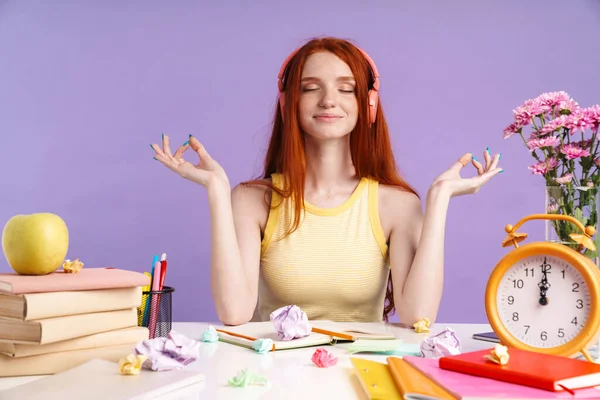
[243,37,419,321]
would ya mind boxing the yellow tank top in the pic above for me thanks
[257,173,390,322]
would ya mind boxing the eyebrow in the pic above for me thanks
[300,76,356,82]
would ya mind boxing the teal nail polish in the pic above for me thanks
[161,132,164,140]
[149,144,153,149]
[486,147,490,154]
[153,157,158,161]
[472,156,478,162]
[499,153,502,159]
[499,169,504,173]
[183,140,189,146]
[189,134,193,138]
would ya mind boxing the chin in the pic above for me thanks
[304,128,351,141]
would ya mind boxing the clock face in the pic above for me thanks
[497,254,591,348]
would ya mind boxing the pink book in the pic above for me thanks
[403,356,600,399]
[0,268,151,294]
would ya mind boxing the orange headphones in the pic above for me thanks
[277,45,381,125]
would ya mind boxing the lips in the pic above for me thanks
[314,114,342,122]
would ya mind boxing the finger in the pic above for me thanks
[162,133,175,160]
[150,143,166,158]
[189,135,214,166]
[488,153,501,170]
[153,151,180,172]
[173,139,191,159]
[450,153,472,172]
[477,167,503,186]
[471,155,485,175]
[483,148,492,171]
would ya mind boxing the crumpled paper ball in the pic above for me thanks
[118,354,148,375]
[270,305,312,341]
[311,348,338,368]
[133,330,200,371]
[484,344,510,365]
[420,327,461,358]
[201,325,219,342]
[252,338,274,354]
[413,317,431,333]
[227,369,269,387]
[62,258,84,273]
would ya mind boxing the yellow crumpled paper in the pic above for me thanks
[484,344,510,365]
[62,258,84,273]
[413,317,431,333]
[118,354,148,375]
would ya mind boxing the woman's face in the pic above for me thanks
[298,51,359,140]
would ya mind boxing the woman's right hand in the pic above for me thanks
[151,134,230,192]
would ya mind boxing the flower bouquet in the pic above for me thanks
[503,91,600,259]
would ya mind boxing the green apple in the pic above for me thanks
[2,213,69,275]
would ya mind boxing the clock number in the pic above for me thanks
[558,328,565,338]
[572,283,580,292]
[525,268,534,277]
[524,325,530,334]
[576,299,584,309]
[512,312,519,322]
[561,269,566,279]
[540,331,547,341]
[507,296,514,305]
[513,279,524,289]
[572,317,578,325]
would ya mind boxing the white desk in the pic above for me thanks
[0,322,498,399]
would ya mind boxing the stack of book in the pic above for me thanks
[0,267,151,377]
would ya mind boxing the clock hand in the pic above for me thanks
[538,258,552,306]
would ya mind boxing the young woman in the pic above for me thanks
[151,37,502,326]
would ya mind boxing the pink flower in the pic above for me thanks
[503,121,524,139]
[526,136,560,152]
[560,143,590,159]
[311,348,338,368]
[564,111,594,134]
[528,158,559,175]
[536,91,572,109]
[539,115,570,135]
[555,173,573,184]
[582,105,600,131]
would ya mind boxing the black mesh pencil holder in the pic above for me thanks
[137,286,175,339]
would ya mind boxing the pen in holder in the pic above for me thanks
[138,286,175,339]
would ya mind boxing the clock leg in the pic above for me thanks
[581,348,594,363]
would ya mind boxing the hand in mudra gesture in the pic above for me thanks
[431,149,503,198]
[151,134,229,191]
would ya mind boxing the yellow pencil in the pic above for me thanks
[137,272,152,326]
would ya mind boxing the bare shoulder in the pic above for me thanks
[378,184,423,236]
[231,178,273,230]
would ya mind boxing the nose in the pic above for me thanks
[318,87,336,108]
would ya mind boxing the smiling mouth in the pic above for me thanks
[314,115,342,122]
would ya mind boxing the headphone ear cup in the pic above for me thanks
[368,90,378,125]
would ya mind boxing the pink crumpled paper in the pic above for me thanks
[133,330,201,371]
[270,305,312,341]
[420,327,461,358]
[311,348,338,368]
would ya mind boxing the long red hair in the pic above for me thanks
[243,37,419,321]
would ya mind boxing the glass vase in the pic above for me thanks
[545,184,600,361]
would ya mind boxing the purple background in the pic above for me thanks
[1,0,599,323]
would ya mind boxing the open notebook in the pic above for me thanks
[215,320,396,351]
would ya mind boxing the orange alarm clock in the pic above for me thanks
[485,214,600,362]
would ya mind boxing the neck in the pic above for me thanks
[304,135,357,193]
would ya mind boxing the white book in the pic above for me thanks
[0,358,205,400]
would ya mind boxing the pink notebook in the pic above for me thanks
[0,268,151,294]
[403,356,600,399]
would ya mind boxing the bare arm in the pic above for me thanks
[208,184,266,325]
[387,151,502,325]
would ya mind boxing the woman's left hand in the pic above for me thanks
[430,149,502,198]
